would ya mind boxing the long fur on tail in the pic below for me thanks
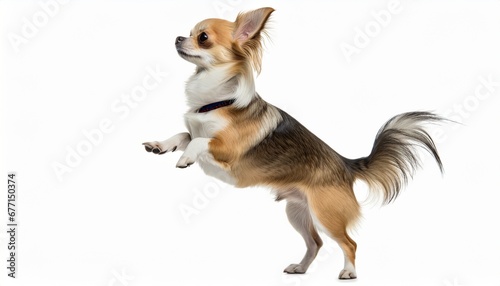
[348,112,444,204]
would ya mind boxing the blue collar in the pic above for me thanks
[197,99,236,113]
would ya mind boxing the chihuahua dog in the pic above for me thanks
[143,7,444,279]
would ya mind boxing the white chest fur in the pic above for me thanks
[182,65,246,186]
[184,111,227,139]
[183,111,236,185]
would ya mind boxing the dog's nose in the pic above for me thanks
[176,36,186,45]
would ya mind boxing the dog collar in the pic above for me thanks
[197,99,236,113]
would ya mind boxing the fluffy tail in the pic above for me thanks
[348,112,444,204]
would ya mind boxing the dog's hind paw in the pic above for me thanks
[284,264,307,274]
[338,269,357,279]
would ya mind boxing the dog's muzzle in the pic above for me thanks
[175,36,186,48]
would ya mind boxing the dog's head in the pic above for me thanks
[175,7,274,74]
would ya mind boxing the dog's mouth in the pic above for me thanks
[177,49,201,59]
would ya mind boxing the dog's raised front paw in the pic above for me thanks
[176,155,195,168]
[142,141,176,155]
[283,264,307,274]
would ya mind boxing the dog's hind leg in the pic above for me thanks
[307,186,360,279]
[282,193,323,274]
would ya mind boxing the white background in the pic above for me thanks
[1,0,500,285]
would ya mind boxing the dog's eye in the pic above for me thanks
[198,32,208,44]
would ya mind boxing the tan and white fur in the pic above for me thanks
[143,7,444,280]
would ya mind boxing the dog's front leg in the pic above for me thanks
[176,138,212,168]
[143,132,191,154]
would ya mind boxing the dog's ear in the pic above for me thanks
[233,7,274,74]
[233,7,274,43]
